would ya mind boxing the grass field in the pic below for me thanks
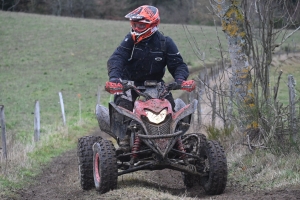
[270,53,300,104]
[0,11,226,141]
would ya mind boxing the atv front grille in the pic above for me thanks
[141,114,171,135]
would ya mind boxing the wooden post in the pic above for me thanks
[200,72,205,91]
[205,67,209,86]
[58,92,66,126]
[212,85,217,128]
[0,105,7,160]
[189,91,195,131]
[227,81,233,127]
[77,94,82,123]
[197,88,202,127]
[34,101,40,142]
[288,75,297,142]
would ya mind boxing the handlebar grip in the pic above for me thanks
[181,80,196,92]
[105,81,123,94]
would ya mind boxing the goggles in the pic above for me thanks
[130,21,149,33]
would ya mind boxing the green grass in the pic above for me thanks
[227,149,300,191]
[270,58,300,104]
[0,12,225,143]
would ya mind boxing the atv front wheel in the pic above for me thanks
[201,140,227,195]
[77,136,102,190]
[93,139,118,194]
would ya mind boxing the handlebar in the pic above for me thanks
[105,80,196,96]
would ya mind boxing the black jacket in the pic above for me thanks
[107,31,189,84]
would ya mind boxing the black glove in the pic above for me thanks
[168,82,181,90]
[109,78,121,83]
[175,79,184,84]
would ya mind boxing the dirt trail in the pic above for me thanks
[13,129,300,200]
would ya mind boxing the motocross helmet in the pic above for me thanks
[125,5,160,44]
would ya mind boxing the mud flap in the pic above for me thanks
[109,103,130,140]
[174,98,191,124]
[95,104,116,139]
[171,99,198,134]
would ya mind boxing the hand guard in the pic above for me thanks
[105,81,123,94]
[181,80,196,92]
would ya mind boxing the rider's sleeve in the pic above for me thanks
[107,33,134,79]
[165,37,189,81]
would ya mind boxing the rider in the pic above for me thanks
[106,5,189,151]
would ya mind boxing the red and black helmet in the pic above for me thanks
[125,5,160,44]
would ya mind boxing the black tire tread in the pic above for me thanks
[203,140,227,195]
[93,139,118,194]
[77,135,102,190]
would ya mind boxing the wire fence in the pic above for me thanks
[0,92,69,163]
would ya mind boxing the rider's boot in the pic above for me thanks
[117,134,130,154]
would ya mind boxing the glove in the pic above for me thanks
[105,81,123,94]
[175,79,184,84]
[109,78,121,83]
[167,79,184,90]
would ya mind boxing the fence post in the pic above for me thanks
[189,91,195,131]
[34,101,40,142]
[227,81,233,127]
[77,94,82,123]
[288,75,297,142]
[0,105,7,160]
[212,85,217,128]
[200,72,205,91]
[197,88,202,128]
[58,92,66,126]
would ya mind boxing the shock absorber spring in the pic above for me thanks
[177,138,186,159]
[131,135,141,159]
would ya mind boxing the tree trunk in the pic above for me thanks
[213,0,258,131]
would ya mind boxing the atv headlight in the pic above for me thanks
[145,108,167,124]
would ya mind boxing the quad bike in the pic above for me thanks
[77,80,227,195]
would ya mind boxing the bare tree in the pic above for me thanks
[207,0,300,152]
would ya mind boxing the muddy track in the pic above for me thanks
[11,129,299,200]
